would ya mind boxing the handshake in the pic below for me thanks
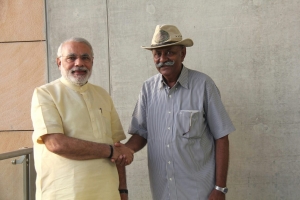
[109,142,134,166]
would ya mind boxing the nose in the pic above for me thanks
[75,57,84,66]
[159,53,168,63]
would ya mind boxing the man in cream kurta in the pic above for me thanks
[31,37,132,200]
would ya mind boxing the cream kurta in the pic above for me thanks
[31,77,126,200]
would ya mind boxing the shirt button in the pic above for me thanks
[169,178,172,181]
[168,127,170,130]
[167,144,169,148]
[168,111,171,114]
[169,95,171,98]
[168,161,171,164]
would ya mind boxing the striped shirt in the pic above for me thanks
[128,65,235,200]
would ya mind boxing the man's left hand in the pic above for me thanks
[208,189,225,200]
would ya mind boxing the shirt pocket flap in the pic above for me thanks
[177,110,204,138]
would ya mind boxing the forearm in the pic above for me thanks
[215,135,229,187]
[41,133,111,160]
[125,134,147,152]
[117,165,128,200]
[117,165,127,189]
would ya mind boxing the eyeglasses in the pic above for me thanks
[60,54,93,63]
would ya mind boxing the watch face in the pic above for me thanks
[223,188,228,193]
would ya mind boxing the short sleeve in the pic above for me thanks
[109,99,126,143]
[31,87,64,144]
[128,84,148,139]
[204,80,235,139]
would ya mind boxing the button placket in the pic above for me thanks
[82,92,97,133]
[165,87,177,199]
[166,143,176,200]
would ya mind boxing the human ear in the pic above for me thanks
[180,47,186,61]
[56,57,61,68]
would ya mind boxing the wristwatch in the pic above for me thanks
[215,186,228,194]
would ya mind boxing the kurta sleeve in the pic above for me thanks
[31,87,64,144]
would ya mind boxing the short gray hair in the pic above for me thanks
[57,37,94,58]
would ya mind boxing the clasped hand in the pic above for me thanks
[110,142,134,166]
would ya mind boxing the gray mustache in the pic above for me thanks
[71,66,89,72]
[156,61,175,68]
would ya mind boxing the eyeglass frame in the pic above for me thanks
[59,53,94,63]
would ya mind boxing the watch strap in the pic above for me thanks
[119,189,128,194]
[108,145,113,159]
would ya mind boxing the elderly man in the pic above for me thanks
[31,37,133,200]
[125,25,235,200]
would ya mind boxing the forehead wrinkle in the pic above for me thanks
[65,53,76,56]
[61,42,93,56]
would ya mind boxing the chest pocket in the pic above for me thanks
[97,109,112,137]
[176,110,205,139]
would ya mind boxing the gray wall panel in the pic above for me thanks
[46,0,110,91]
[46,0,300,199]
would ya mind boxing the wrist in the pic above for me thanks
[119,189,128,194]
[108,145,113,159]
[215,185,228,194]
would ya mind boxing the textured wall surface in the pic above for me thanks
[43,0,300,199]
[0,0,45,42]
[46,0,111,91]
[0,0,46,199]
[0,42,47,130]
[106,1,300,199]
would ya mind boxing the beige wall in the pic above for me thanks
[0,1,47,199]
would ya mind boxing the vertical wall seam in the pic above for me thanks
[44,0,50,83]
[106,0,111,95]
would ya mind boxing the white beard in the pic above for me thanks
[60,65,92,86]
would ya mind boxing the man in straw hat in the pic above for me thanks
[124,25,235,199]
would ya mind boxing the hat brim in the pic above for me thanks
[141,38,193,50]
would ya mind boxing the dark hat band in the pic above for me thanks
[150,41,179,47]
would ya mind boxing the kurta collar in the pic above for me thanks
[60,77,89,93]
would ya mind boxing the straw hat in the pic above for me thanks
[142,24,193,50]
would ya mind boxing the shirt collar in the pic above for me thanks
[60,76,89,93]
[177,65,189,89]
[159,65,189,89]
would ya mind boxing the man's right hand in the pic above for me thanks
[111,143,134,166]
